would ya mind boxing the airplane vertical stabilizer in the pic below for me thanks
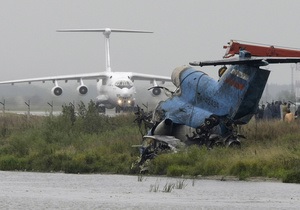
[56,28,153,72]
[217,64,270,123]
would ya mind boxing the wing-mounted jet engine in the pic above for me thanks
[132,45,300,172]
[50,78,89,96]
[51,86,63,96]
[148,79,164,96]
[147,79,175,98]
[150,87,161,96]
[76,78,88,95]
[77,85,88,95]
[51,80,63,96]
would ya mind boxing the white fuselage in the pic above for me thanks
[96,72,136,109]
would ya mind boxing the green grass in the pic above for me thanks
[147,119,300,182]
[0,106,141,174]
[1,105,300,183]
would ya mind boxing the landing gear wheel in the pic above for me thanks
[98,105,106,114]
[115,106,122,113]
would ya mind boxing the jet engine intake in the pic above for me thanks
[152,118,173,135]
[51,86,63,96]
[151,87,161,96]
[77,85,88,95]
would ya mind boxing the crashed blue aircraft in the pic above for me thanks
[132,50,300,172]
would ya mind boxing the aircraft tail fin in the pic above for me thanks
[218,65,270,123]
[57,28,153,72]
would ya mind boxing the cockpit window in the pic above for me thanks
[115,80,133,89]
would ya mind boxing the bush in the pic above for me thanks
[0,155,26,170]
[283,170,300,183]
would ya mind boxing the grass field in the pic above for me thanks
[0,104,300,183]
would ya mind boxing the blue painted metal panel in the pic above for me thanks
[155,63,270,129]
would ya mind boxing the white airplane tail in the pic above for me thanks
[57,28,153,72]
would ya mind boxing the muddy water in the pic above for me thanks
[0,171,299,209]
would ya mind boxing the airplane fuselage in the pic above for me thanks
[156,64,269,128]
[96,72,136,109]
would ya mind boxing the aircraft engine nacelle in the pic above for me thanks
[51,86,63,96]
[151,87,162,96]
[77,85,88,95]
[152,118,173,135]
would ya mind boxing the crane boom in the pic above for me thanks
[223,40,300,58]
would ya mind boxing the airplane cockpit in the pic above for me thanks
[115,80,133,89]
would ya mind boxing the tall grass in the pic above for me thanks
[149,119,300,182]
[0,105,141,174]
[1,107,300,183]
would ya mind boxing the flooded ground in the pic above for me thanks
[0,171,299,210]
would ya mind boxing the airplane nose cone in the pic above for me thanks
[120,88,131,98]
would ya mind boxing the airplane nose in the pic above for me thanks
[120,88,131,98]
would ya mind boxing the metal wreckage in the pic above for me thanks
[132,40,300,173]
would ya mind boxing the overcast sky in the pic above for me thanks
[1,0,300,86]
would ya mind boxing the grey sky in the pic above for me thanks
[1,0,300,86]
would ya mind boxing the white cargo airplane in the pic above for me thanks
[0,28,171,113]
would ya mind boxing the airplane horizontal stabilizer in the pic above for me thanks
[57,28,153,34]
[190,57,300,67]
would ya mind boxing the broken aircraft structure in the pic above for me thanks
[132,42,300,172]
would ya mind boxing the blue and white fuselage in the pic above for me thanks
[152,51,273,139]
[156,64,269,129]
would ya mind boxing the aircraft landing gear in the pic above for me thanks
[115,105,136,113]
[115,106,121,113]
[98,105,106,114]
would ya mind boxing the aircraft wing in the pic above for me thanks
[130,73,171,82]
[0,72,109,85]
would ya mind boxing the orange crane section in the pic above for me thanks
[223,40,300,58]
